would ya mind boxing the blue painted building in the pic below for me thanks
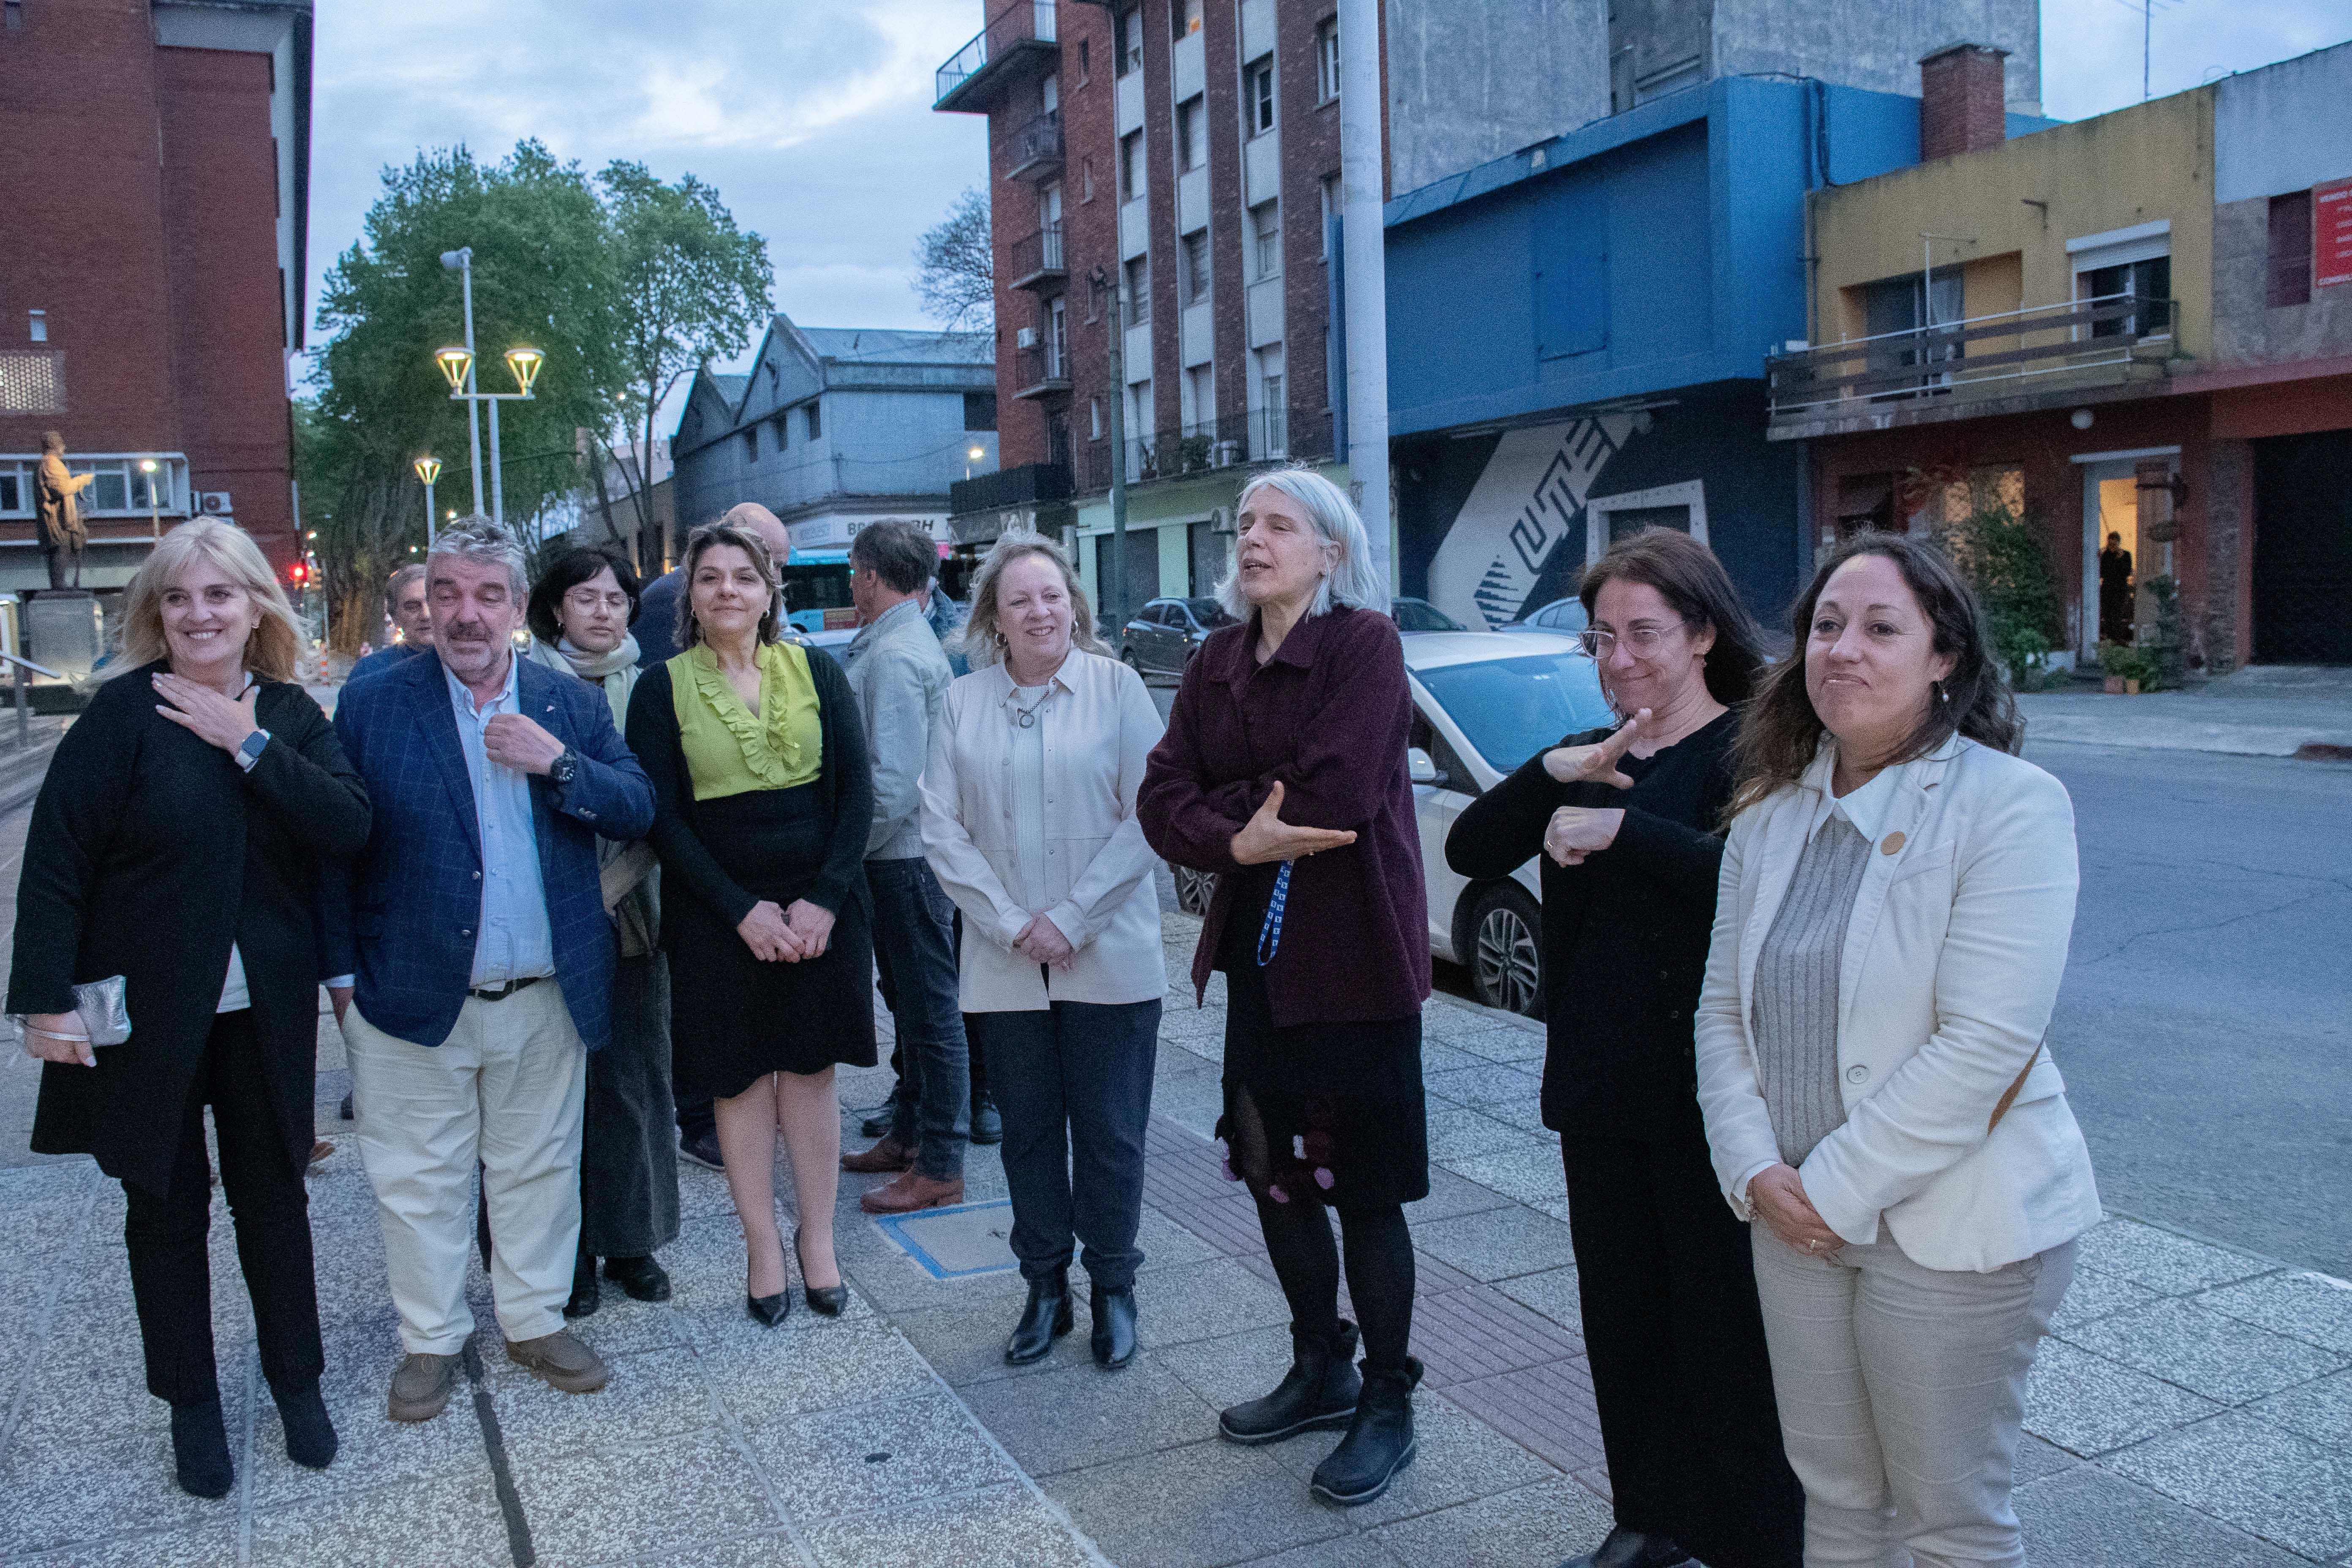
[1382,75,2034,626]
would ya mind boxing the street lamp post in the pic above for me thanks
[965,444,984,481]
[139,458,161,539]
[440,248,485,515]
[432,343,542,533]
[413,455,442,544]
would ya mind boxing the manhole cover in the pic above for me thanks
[872,1198,1019,1279]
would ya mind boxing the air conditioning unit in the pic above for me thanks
[198,492,233,515]
[1015,327,1039,350]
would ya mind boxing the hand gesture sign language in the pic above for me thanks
[152,672,261,757]
[1541,708,1649,789]
[1544,806,1625,866]
[1228,781,1357,867]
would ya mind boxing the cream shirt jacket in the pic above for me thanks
[1695,735,2103,1273]
[920,650,1168,1011]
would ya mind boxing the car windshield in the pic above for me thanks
[1185,598,1235,627]
[1415,650,1617,773]
[1391,599,1466,632]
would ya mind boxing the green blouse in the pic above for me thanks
[668,642,823,800]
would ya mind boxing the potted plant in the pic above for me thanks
[2097,640,2158,694]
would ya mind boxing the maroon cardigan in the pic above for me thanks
[1139,605,1431,1027]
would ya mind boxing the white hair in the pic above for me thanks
[1215,467,1386,621]
[427,514,529,599]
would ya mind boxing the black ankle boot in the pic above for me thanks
[1220,1320,1360,1443]
[1005,1268,1072,1364]
[1563,1526,1699,1568]
[1089,1283,1137,1369]
[271,1379,339,1470]
[170,1396,234,1498]
[1309,1357,1421,1506]
[604,1254,672,1303]
[563,1249,601,1318]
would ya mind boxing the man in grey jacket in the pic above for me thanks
[838,521,970,1212]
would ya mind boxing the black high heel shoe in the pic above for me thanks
[794,1226,847,1317]
[746,1287,791,1327]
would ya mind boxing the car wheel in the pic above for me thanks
[1123,651,1146,679]
[1171,864,1216,916]
[1467,883,1544,1019]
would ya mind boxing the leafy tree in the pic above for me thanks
[913,185,993,333]
[1941,501,2065,688]
[599,161,773,561]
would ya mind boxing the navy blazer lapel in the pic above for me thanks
[412,655,482,862]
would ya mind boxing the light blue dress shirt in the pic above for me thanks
[446,656,556,986]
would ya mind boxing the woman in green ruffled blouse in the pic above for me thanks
[625,522,877,1326]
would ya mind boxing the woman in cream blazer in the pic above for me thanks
[1696,533,2100,1567]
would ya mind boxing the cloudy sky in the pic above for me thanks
[301,0,2347,407]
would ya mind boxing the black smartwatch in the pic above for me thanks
[548,747,579,787]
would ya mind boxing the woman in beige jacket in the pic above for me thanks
[1697,533,2101,1568]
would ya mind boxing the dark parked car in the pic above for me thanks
[1389,597,1467,633]
[1121,596,1238,680]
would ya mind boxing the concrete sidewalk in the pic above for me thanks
[2,915,2347,1565]
[2020,666,2352,757]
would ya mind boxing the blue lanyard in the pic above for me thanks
[1255,860,1293,967]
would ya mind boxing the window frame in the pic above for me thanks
[1180,231,1211,305]
[1124,256,1152,327]
[1116,6,1143,76]
[2268,190,2314,308]
[1252,201,1282,280]
[1245,57,1276,137]
[1176,94,1206,173]
[805,401,822,441]
[1316,18,1340,103]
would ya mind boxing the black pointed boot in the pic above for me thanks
[1220,1320,1361,1444]
[1309,1356,1421,1506]
[1005,1267,1073,1364]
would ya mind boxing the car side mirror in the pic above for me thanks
[1407,746,1442,787]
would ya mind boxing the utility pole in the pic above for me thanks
[1337,0,1392,591]
[442,248,485,515]
[1098,266,1130,633]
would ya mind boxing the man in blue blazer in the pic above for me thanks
[322,518,655,1424]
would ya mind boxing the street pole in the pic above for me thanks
[424,476,436,544]
[1337,0,1392,593]
[445,248,485,515]
[487,395,504,532]
[1101,268,1130,634]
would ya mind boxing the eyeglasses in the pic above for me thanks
[563,587,632,613]
[1576,623,1688,660]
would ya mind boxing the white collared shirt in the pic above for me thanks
[1807,756,1902,847]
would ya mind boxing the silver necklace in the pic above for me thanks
[1005,683,1052,729]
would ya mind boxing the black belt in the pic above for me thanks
[467,975,547,1004]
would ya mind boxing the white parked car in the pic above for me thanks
[1168,629,1615,1018]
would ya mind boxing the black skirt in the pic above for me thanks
[665,784,878,1099]
[1217,871,1429,1208]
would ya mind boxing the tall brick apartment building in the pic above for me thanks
[0,0,312,594]
[935,0,1358,619]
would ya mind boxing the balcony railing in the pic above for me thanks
[1009,223,1066,291]
[950,460,1074,517]
[1013,343,1070,399]
[1007,111,1063,181]
[1767,292,2177,432]
[935,0,1059,112]
[1075,407,1335,491]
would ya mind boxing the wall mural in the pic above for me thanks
[1425,411,1651,629]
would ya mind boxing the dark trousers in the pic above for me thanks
[1562,1133,1804,1568]
[868,857,969,1179]
[124,1010,324,1408]
[966,997,1158,1290]
[885,908,988,1107]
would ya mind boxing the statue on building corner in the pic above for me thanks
[33,431,93,591]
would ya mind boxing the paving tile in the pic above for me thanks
[540,1289,694,1358]
[1244,1537,1408,1568]
[742,1390,1020,1521]
[1410,1206,1579,1283]
[1154,1322,1298,1413]
[1261,1390,1560,1526]
[1433,1023,1548,1066]
[1159,1192,1269,1258]
[1130,1254,1297,1350]
[2243,1368,2352,1449]
[1372,1475,1616,1567]
[1133,1202,1229,1275]
[2106,1410,2352,1562]
[2074,1219,2272,1297]
[1153,1070,1229,1142]
[802,1479,1097,1568]
[2013,1432,2080,1486]
[246,1373,489,1508]
[2064,1298,2347,1405]
[839,1233,1037,1316]
[684,1311,938,1426]
[2200,1270,2352,1354]
[2048,1262,2161,1331]
[14,1522,243,1568]
[1054,1435,1348,1567]
[2025,1341,2224,1456]
[1418,1041,1490,1076]
[247,1473,514,1568]
[2014,1462,2312,1568]
[1492,1266,1584,1340]
[1401,1165,1518,1225]
[1440,1143,1567,1209]
[958,1358,1217,1475]
[508,1428,781,1568]
[1443,1359,1605,1475]
[0,1426,235,1556]
[10,1323,250,1450]
[1410,1283,1586,1389]
[485,1344,722,1461]
[1423,1063,1546,1111]
[1423,1105,1546,1165]
[893,1288,1105,1388]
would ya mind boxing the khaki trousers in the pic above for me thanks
[1751,1228,2077,1568]
[345,984,587,1353]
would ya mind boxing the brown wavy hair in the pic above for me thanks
[1576,526,1767,707]
[1729,531,2020,817]
[676,523,781,649]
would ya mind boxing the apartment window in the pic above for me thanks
[743,425,758,463]
[1245,57,1276,136]
[1090,397,1104,439]
[27,310,46,344]
[2082,256,2172,338]
[1125,256,1151,326]
[1319,174,1339,261]
[0,463,27,517]
[1177,95,1206,172]
[1185,365,1212,433]
[1078,38,1090,83]
[1041,72,1059,115]
[1081,155,1096,202]
[772,414,789,449]
[805,401,822,440]
[1129,380,1154,446]
[1048,297,1068,375]
[1120,131,1145,200]
[964,392,998,431]
[1181,231,1211,304]
[1316,18,1340,102]
[1116,7,1142,76]
[2268,190,2314,308]
[1176,0,1203,37]
[1252,201,1281,278]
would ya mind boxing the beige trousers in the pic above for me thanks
[345,984,588,1354]
[1751,1228,2077,1568]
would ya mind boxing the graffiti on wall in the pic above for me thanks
[1426,412,1650,629]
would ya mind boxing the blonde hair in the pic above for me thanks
[957,530,1110,668]
[112,520,305,683]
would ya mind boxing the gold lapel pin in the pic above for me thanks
[1880,831,1907,856]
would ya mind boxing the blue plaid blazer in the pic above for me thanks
[319,651,656,1051]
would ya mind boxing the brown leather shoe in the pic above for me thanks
[387,1352,460,1422]
[860,1168,966,1215]
[841,1135,915,1174]
[505,1330,609,1395]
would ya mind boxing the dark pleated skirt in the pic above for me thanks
[580,952,681,1258]
[666,783,878,1100]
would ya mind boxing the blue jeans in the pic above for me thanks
[867,857,969,1180]
[966,997,1160,1291]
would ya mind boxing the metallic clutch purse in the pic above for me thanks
[71,975,132,1046]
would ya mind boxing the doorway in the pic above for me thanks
[2252,430,2352,664]
[2076,449,2175,661]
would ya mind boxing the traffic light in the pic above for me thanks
[288,561,309,585]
